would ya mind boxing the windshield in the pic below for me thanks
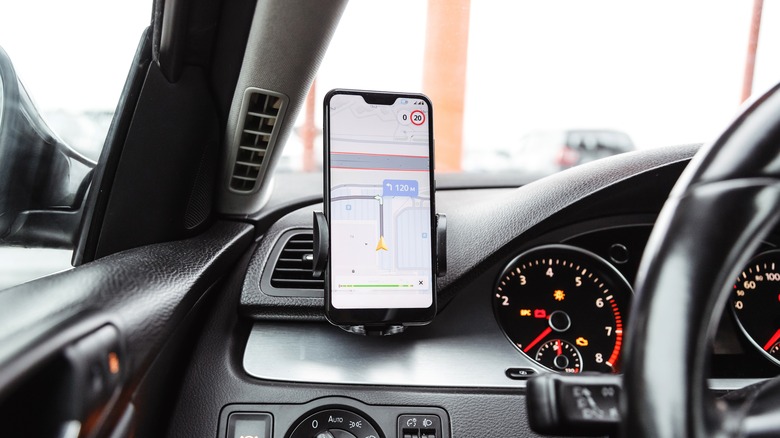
[0,1,150,289]
[283,1,780,179]
[1,1,149,161]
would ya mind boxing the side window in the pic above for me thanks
[0,2,151,289]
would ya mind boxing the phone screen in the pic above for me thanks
[325,91,435,314]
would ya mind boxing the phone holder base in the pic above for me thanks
[341,324,406,336]
[312,211,447,336]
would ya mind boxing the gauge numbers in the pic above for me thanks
[731,250,780,366]
[493,245,632,373]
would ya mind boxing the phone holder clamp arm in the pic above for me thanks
[312,211,447,336]
[312,211,329,279]
[435,213,446,278]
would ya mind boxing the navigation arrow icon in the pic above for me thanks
[376,236,388,251]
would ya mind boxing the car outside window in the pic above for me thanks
[0,0,151,289]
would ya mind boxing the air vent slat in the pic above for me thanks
[235,161,263,168]
[284,241,312,245]
[246,111,278,119]
[272,279,323,285]
[242,128,273,136]
[269,231,324,290]
[230,89,286,193]
[238,146,267,153]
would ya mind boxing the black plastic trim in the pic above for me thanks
[73,28,153,265]
[159,0,189,82]
[261,229,323,298]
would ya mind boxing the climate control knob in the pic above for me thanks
[287,408,380,438]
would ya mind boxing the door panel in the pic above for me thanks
[0,221,253,437]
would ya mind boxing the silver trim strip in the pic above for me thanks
[245,264,552,387]
[243,323,770,392]
[707,378,767,391]
[244,321,543,388]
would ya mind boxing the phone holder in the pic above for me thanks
[312,211,447,336]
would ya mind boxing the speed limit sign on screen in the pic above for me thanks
[410,110,425,126]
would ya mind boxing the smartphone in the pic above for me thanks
[323,89,436,327]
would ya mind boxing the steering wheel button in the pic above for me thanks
[560,383,621,423]
[527,373,621,436]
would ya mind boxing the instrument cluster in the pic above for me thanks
[492,223,780,376]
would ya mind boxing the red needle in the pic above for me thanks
[524,327,552,353]
[556,340,562,356]
[763,328,780,351]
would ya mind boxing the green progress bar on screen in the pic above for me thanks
[338,284,415,288]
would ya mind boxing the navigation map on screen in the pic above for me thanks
[328,93,433,309]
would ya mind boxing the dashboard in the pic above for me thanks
[169,144,780,437]
[241,213,779,390]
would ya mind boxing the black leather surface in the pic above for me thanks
[240,144,700,320]
[0,221,253,399]
[443,145,694,272]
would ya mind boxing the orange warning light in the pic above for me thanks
[108,352,120,375]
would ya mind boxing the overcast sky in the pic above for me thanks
[316,1,780,152]
[2,1,779,156]
[0,0,150,111]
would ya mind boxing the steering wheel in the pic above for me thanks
[623,82,780,437]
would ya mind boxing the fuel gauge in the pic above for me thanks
[534,339,582,373]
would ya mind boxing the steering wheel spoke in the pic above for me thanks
[726,377,780,437]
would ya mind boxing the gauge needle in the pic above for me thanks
[763,328,780,351]
[556,340,562,356]
[524,327,552,353]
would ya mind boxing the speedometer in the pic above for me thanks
[493,245,632,373]
[731,250,780,366]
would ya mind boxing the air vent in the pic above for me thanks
[230,88,287,193]
[269,231,324,292]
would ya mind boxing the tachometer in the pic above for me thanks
[493,245,632,373]
[731,250,780,366]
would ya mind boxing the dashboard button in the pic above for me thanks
[398,415,441,438]
[505,367,537,380]
[288,408,380,438]
[227,412,272,438]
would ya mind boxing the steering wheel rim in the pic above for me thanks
[623,83,780,437]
